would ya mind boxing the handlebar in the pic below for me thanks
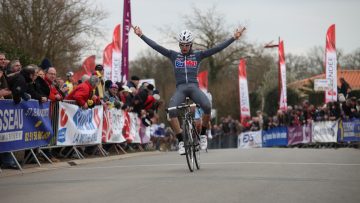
[165,103,199,112]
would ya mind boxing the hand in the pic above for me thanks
[133,25,143,37]
[82,103,88,109]
[41,97,47,103]
[234,27,246,40]
[55,94,62,100]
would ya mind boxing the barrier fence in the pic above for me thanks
[237,119,360,149]
[0,100,152,171]
[1,100,359,171]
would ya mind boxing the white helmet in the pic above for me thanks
[178,30,194,43]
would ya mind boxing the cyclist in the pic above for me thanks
[133,26,245,155]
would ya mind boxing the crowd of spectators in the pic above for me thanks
[0,53,164,168]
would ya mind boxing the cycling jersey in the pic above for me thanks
[140,35,236,87]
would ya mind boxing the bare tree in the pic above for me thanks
[0,0,106,75]
[339,48,360,69]
[182,6,250,82]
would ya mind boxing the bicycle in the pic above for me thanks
[166,98,201,172]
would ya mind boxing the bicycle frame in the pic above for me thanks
[166,98,201,172]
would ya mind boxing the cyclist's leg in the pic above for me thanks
[168,85,187,141]
[194,108,203,132]
[189,86,211,134]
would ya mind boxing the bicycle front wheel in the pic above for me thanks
[184,120,195,172]
[185,142,195,172]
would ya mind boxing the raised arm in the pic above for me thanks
[199,27,246,59]
[133,26,172,58]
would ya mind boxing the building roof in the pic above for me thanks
[288,69,360,90]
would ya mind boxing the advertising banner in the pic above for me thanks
[287,124,312,145]
[238,131,262,149]
[102,107,126,143]
[57,102,103,146]
[325,24,337,103]
[338,119,360,142]
[312,121,338,143]
[278,40,287,110]
[262,127,288,147]
[129,112,141,143]
[0,100,53,153]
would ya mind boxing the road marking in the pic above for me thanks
[68,161,360,170]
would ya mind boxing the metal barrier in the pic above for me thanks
[208,133,238,149]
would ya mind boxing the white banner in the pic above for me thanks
[103,108,126,143]
[312,121,338,143]
[238,131,262,149]
[325,52,337,102]
[314,79,331,91]
[112,51,122,82]
[57,102,103,146]
[129,112,141,143]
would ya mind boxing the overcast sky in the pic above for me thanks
[92,0,360,61]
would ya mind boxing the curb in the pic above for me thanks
[0,151,162,178]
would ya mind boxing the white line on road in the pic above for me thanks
[68,161,360,170]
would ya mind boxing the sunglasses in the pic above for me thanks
[179,43,191,47]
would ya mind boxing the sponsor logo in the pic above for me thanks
[58,128,67,143]
[175,59,198,68]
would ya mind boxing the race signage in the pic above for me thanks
[0,100,53,153]
[57,102,103,146]
[238,131,262,149]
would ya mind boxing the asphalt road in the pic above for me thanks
[1,148,360,203]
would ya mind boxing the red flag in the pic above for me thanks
[73,55,96,82]
[103,43,113,81]
[197,71,208,91]
[113,24,121,52]
[278,40,287,111]
[238,59,250,122]
[325,24,337,103]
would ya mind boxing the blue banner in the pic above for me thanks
[338,118,360,142]
[262,127,288,147]
[0,100,53,153]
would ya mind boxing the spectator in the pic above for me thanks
[126,75,140,94]
[276,109,287,126]
[65,75,100,109]
[256,110,264,129]
[38,58,52,71]
[5,60,30,103]
[328,102,341,121]
[0,53,11,99]
[34,68,50,99]
[342,99,355,119]
[103,83,121,109]
[104,80,113,92]
[64,71,75,95]
[338,77,351,99]
[93,64,105,100]
[20,65,47,103]
[249,117,260,131]
[44,67,63,102]
[119,85,133,109]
